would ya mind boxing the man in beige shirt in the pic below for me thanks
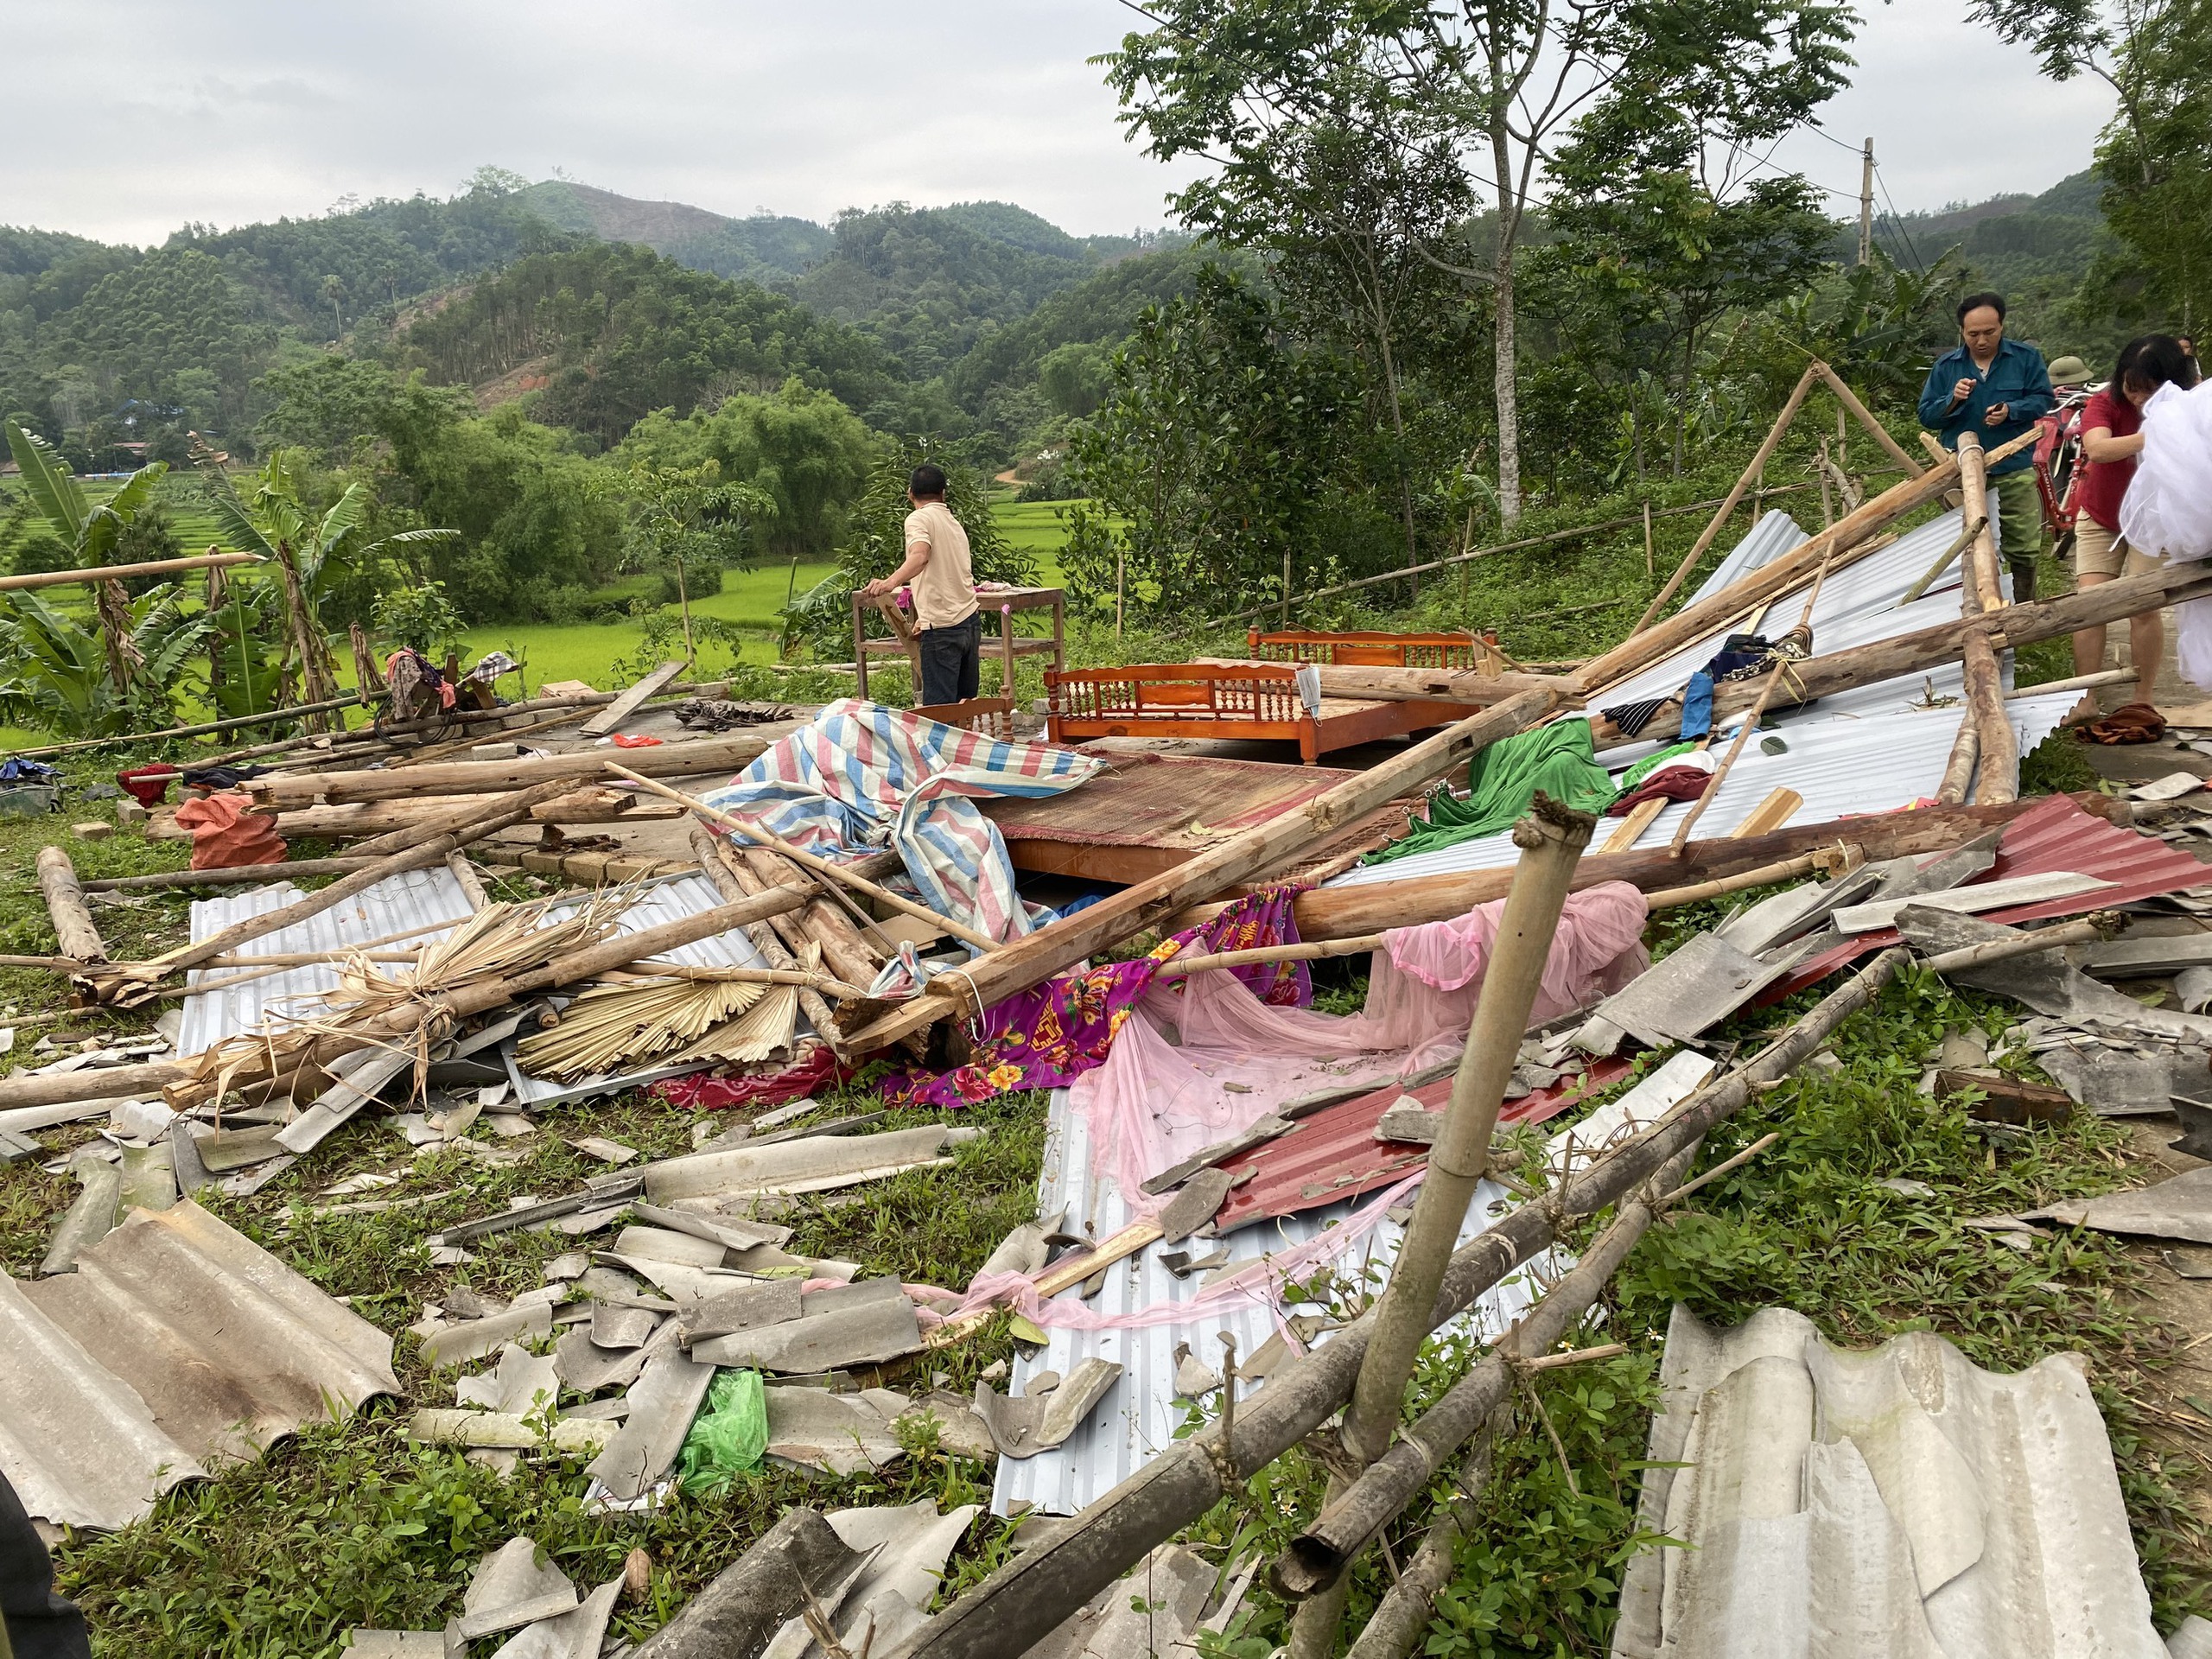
[861,463,980,706]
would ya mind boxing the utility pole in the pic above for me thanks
[1859,138,1875,267]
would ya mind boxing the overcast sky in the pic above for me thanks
[2,2,2116,247]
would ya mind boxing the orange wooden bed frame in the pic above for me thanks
[1045,662,1471,765]
[1245,627,1507,671]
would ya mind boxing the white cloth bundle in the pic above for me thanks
[2120,380,2212,690]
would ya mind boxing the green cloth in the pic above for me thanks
[677,1369,767,1495]
[1364,720,1618,866]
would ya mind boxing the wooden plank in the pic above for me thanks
[1729,787,1802,839]
[1599,797,1667,855]
[581,661,686,737]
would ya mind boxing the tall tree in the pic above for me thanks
[1973,0,2212,332]
[1103,0,1857,524]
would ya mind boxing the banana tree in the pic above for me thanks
[203,450,458,721]
[3,422,173,702]
[0,584,207,737]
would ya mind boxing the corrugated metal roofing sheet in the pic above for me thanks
[1211,1058,1633,1232]
[1686,508,1811,605]
[1329,691,2082,887]
[1611,1303,2165,1657]
[0,1200,399,1531]
[989,1090,1554,1518]
[1773,793,2212,995]
[178,866,477,1057]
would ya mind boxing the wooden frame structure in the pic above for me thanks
[1247,628,1506,672]
[852,586,1066,702]
[1046,662,1473,766]
[909,696,1016,739]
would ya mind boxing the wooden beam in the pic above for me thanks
[1190,658,1582,709]
[1628,365,1821,637]
[1178,793,2117,942]
[148,787,683,843]
[36,848,105,964]
[835,690,1562,1055]
[12,689,382,760]
[1577,451,1963,696]
[243,732,771,809]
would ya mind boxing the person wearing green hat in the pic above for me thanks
[2049,354,2092,391]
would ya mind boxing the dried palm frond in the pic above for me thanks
[186,885,643,1105]
[516,973,766,1081]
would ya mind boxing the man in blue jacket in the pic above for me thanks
[1918,291,2056,598]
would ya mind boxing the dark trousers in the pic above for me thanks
[918,613,982,707]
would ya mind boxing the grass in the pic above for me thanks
[0,764,2202,1655]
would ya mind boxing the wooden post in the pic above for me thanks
[242,733,772,810]
[835,688,1562,1056]
[1818,439,1835,527]
[1936,718,1980,805]
[1642,498,1654,577]
[36,849,105,963]
[1629,364,1820,638]
[1115,548,1125,643]
[1281,549,1292,630]
[1954,432,2018,804]
[1286,800,1595,1658]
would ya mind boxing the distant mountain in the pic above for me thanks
[515,181,832,283]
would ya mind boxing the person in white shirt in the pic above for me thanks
[860,463,979,706]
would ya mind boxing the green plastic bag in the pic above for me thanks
[677,1369,768,1495]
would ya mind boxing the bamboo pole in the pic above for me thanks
[899,915,2113,1659]
[0,550,263,592]
[689,824,852,1059]
[1279,1148,1696,1601]
[1288,798,1594,1657]
[1175,793,2099,943]
[1665,554,1832,855]
[36,849,105,963]
[1898,514,1986,606]
[1584,541,2212,752]
[834,689,1563,1056]
[83,856,379,893]
[1580,453,1963,696]
[608,765,1000,953]
[1211,490,1817,627]
[13,689,382,760]
[1810,364,1924,479]
[1936,718,1980,806]
[1627,365,1821,638]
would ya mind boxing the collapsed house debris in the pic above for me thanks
[14,442,2212,1659]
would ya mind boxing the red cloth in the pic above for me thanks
[2075,387,2143,534]
[610,733,664,748]
[171,792,288,869]
[1605,764,1712,817]
[116,765,179,808]
[648,1040,852,1111]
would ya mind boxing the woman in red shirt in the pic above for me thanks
[2072,335,2200,713]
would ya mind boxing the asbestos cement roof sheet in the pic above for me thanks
[177,865,477,1057]
[1328,691,2082,888]
[0,1200,400,1532]
[1775,793,2212,996]
[1611,1303,2166,1657]
[989,1089,1554,1518]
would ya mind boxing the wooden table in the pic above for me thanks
[852,586,1066,702]
[1046,662,1472,765]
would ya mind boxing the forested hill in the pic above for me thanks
[0,173,1198,465]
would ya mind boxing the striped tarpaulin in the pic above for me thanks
[699,698,1101,943]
